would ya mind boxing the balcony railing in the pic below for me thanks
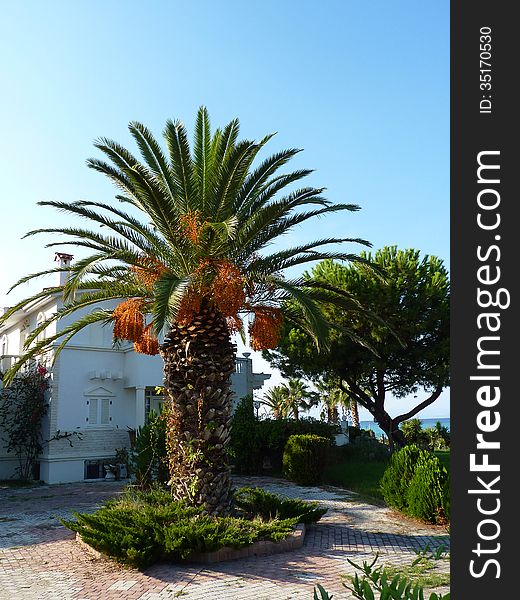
[0,352,53,375]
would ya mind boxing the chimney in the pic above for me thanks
[54,253,74,287]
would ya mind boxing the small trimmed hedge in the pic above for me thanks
[379,445,450,524]
[63,485,325,568]
[282,434,331,485]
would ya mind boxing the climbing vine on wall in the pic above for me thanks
[0,366,50,480]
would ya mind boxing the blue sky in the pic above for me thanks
[0,1,449,419]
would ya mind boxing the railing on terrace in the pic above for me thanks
[0,352,53,375]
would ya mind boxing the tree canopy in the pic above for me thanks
[1,106,372,384]
[264,246,450,448]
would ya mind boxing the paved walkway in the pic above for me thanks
[0,477,450,599]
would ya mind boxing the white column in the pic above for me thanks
[135,386,146,429]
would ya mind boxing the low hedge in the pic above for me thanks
[235,486,327,523]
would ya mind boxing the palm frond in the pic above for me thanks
[164,119,195,214]
[193,106,212,209]
[151,273,192,335]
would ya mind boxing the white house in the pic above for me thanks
[0,253,270,484]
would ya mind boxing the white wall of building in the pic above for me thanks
[1,285,270,484]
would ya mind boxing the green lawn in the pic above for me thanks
[323,448,450,504]
[323,454,389,502]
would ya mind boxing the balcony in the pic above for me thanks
[0,353,53,375]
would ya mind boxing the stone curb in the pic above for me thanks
[75,533,104,560]
[75,523,306,565]
[186,523,306,563]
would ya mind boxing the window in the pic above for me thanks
[145,387,164,419]
[86,397,112,426]
[36,312,46,343]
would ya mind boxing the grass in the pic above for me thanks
[322,447,451,505]
[323,453,389,502]
[381,560,450,589]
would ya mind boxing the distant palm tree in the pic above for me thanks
[317,379,360,427]
[260,386,289,419]
[1,108,369,514]
[282,378,316,421]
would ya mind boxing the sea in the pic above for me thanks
[359,418,450,439]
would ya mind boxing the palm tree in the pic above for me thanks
[316,380,341,424]
[260,386,289,419]
[317,379,360,427]
[281,378,316,421]
[1,107,370,514]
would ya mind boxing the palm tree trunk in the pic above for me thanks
[161,306,235,515]
[350,399,360,428]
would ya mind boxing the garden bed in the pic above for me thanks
[76,522,306,564]
[64,486,324,568]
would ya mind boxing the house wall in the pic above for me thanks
[0,430,18,480]
[2,294,271,484]
[0,299,56,479]
[40,345,135,484]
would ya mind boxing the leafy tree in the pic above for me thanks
[265,247,449,450]
[0,108,369,513]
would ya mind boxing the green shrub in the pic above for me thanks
[62,484,313,568]
[62,488,198,568]
[228,404,339,475]
[163,514,297,560]
[349,431,390,461]
[441,476,450,522]
[131,410,168,487]
[228,395,261,474]
[234,487,327,523]
[380,445,451,524]
[379,444,427,511]
[283,434,331,485]
[406,454,450,524]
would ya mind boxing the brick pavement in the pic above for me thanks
[0,477,450,599]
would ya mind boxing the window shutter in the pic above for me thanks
[101,398,110,425]
[88,398,98,425]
